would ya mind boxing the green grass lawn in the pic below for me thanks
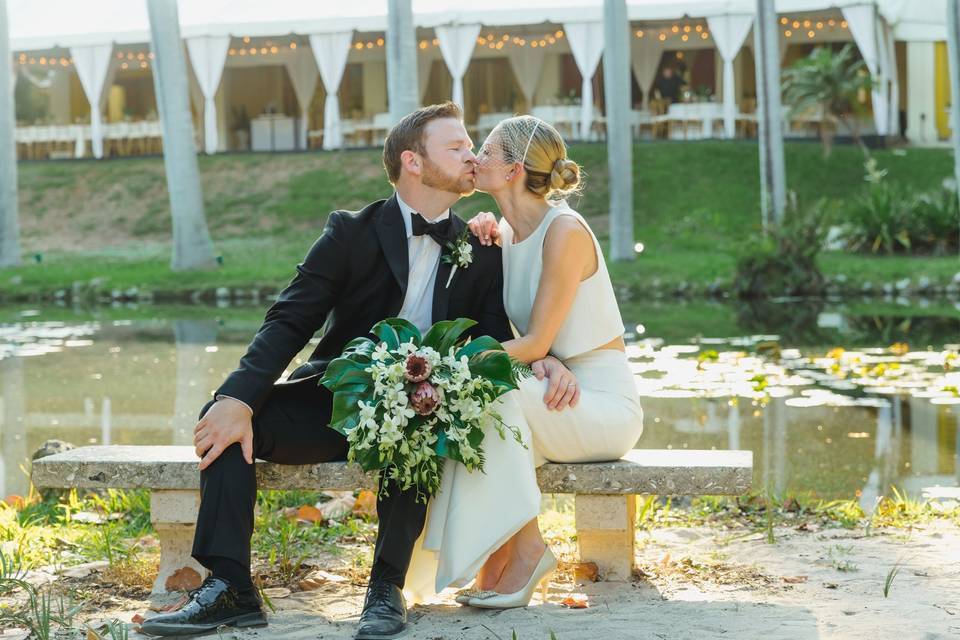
[2,141,957,299]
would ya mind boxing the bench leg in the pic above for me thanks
[150,490,208,594]
[574,494,636,581]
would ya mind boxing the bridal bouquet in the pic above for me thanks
[319,318,526,502]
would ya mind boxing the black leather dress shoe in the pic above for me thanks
[355,580,408,640]
[139,577,266,637]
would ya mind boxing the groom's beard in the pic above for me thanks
[421,155,476,197]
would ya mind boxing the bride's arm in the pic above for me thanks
[500,216,595,364]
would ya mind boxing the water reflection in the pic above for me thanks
[0,301,957,503]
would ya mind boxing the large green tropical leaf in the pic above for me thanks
[328,391,363,436]
[382,317,422,346]
[320,358,372,390]
[455,335,503,359]
[468,351,520,393]
[422,318,477,354]
[370,320,401,350]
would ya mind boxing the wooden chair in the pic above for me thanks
[648,99,670,139]
[736,98,757,138]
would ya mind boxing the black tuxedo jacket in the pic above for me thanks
[217,194,513,414]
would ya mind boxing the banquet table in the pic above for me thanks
[16,120,163,158]
[665,102,723,139]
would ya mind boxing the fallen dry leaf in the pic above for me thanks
[296,504,324,524]
[318,491,356,520]
[263,587,291,599]
[298,570,348,591]
[71,511,105,524]
[131,613,146,624]
[149,594,189,612]
[353,490,377,517]
[572,562,598,583]
[560,594,589,609]
[783,575,808,584]
[165,567,203,591]
[86,629,102,640]
[659,552,671,567]
[2,495,25,510]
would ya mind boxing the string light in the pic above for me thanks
[11,14,853,71]
[634,22,710,42]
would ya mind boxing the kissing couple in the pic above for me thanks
[141,102,643,639]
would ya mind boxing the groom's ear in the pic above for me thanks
[400,149,422,178]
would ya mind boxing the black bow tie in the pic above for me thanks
[411,213,453,245]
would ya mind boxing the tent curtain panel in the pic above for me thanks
[563,21,604,139]
[418,53,434,102]
[435,23,481,108]
[507,44,546,107]
[842,4,887,135]
[707,14,753,138]
[630,35,664,109]
[70,44,113,158]
[284,47,319,150]
[882,18,899,136]
[185,35,230,153]
[309,31,353,150]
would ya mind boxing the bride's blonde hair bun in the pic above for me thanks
[549,158,580,194]
[492,115,583,200]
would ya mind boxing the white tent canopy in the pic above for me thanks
[6,0,946,52]
[2,0,946,153]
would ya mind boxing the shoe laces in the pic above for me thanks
[187,576,223,600]
[365,580,396,608]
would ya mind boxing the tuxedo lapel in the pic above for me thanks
[431,214,466,322]
[374,195,409,301]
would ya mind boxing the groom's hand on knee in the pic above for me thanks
[193,398,255,470]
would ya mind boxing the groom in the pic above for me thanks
[142,102,518,640]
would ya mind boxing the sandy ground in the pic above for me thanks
[55,518,956,640]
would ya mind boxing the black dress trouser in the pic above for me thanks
[190,379,428,588]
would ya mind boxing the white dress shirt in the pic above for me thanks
[218,193,449,416]
[395,192,449,335]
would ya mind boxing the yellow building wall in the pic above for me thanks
[934,41,950,140]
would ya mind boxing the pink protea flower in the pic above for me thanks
[405,353,432,383]
[410,381,440,416]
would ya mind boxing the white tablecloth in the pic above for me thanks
[251,115,296,152]
[16,121,162,158]
[666,102,723,139]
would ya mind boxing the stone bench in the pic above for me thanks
[31,445,752,593]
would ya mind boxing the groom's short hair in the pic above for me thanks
[382,102,463,184]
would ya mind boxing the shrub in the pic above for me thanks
[734,195,834,298]
[841,160,960,255]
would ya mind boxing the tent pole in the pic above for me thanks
[604,0,635,262]
[147,0,216,271]
[0,0,19,267]
[387,0,419,124]
[946,0,960,254]
[753,0,787,228]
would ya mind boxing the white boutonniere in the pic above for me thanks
[442,228,473,288]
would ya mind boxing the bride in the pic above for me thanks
[404,115,644,608]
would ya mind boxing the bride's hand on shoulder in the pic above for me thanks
[531,355,580,411]
[467,211,500,246]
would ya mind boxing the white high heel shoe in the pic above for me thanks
[465,546,557,609]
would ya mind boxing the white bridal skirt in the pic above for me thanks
[404,348,644,603]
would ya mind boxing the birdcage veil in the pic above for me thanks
[481,114,581,200]
[483,115,544,171]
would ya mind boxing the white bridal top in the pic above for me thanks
[499,200,625,360]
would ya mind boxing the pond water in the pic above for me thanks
[0,298,957,507]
